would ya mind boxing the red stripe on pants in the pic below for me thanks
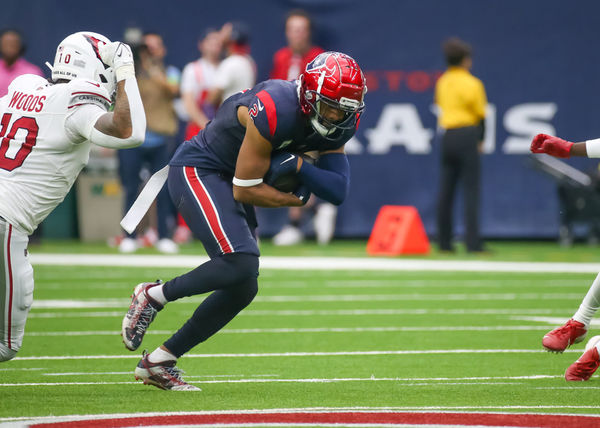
[6,224,12,349]
[184,167,233,254]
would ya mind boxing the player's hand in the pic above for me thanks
[293,184,311,206]
[530,133,574,158]
[267,152,300,181]
[530,133,550,153]
[100,42,135,82]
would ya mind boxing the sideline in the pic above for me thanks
[30,253,600,273]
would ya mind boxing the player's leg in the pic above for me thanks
[437,131,460,252]
[565,336,600,381]
[117,147,143,252]
[130,167,260,389]
[573,273,600,327]
[149,143,178,253]
[542,273,600,352]
[461,128,482,252]
[0,220,33,362]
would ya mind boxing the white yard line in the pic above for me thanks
[12,349,577,361]
[0,374,563,387]
[27,308,564,319]
[25,326,554,337]
[29,253,600,273]
[26,292,584,310]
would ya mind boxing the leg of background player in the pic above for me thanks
[573,272,600,326]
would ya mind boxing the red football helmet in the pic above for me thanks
[299,51,367,137]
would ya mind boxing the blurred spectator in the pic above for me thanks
[0,28,45,244]
[270,9,324,80]
[207,22,256,106]
[268,10,336,246]
[434,37,488,253]
[172,29,223,245]
[181,28,222,140]
[118,32,180,254]
[0,28,43,96]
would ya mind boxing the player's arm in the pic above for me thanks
[182,91,210,129]
[207,87,224,107]
[530,133,595,158]
[295,146,350,206]
[90,42,146,148]
[232,107,305,207]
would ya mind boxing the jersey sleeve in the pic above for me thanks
[247,88,295,149]
[67,79,112,111]
[64,80,111,143]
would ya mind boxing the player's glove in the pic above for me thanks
[530,133,574,158]
[99,42,135,82]
[265,152,300,183]
[293,184,311,205]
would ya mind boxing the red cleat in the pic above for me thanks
[542,319,587,352]
[565,347,600,381]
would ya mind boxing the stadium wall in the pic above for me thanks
[2,0,599,239]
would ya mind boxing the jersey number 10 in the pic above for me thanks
[0,113,39,172]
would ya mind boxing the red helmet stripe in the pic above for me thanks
[256,90,277,137]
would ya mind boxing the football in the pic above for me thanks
[270,171,301,193]
[266,153,315,193]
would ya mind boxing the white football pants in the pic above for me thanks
[0,218,33,361]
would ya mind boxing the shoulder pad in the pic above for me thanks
[8,74,48,92]
[248,83,298,146]
[67,78,111,111]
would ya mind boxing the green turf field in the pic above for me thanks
[1,240,600,423]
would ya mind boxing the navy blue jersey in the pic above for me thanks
[170,79,356,175]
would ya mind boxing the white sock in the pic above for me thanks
[148,347,176,363]
[147,283,168,306]
[573,272,600,327]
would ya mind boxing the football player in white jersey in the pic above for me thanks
[0,31,146,361]
[531,133,600,380]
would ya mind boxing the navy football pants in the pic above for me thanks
[160,166,260,357]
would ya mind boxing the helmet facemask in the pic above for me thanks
[305,90,364,138]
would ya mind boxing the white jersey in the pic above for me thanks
[214,54,256,102]
[181,58,218,100]
[0,74,110,234]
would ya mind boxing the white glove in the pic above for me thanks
[99,42,135,82]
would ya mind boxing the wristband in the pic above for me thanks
[115,64,135,82]
[233,177,263,187]
[586,139,600,158]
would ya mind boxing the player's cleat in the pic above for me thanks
[122,281,164,351]
[134,351,200,391]
[542,319,587,352]
[565,347,600,381]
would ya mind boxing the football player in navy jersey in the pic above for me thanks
[121,51,366,390]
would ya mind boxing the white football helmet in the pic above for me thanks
[51,31,116,97]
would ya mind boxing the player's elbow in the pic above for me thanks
[329,191,347,206]
[325,184,348,206]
